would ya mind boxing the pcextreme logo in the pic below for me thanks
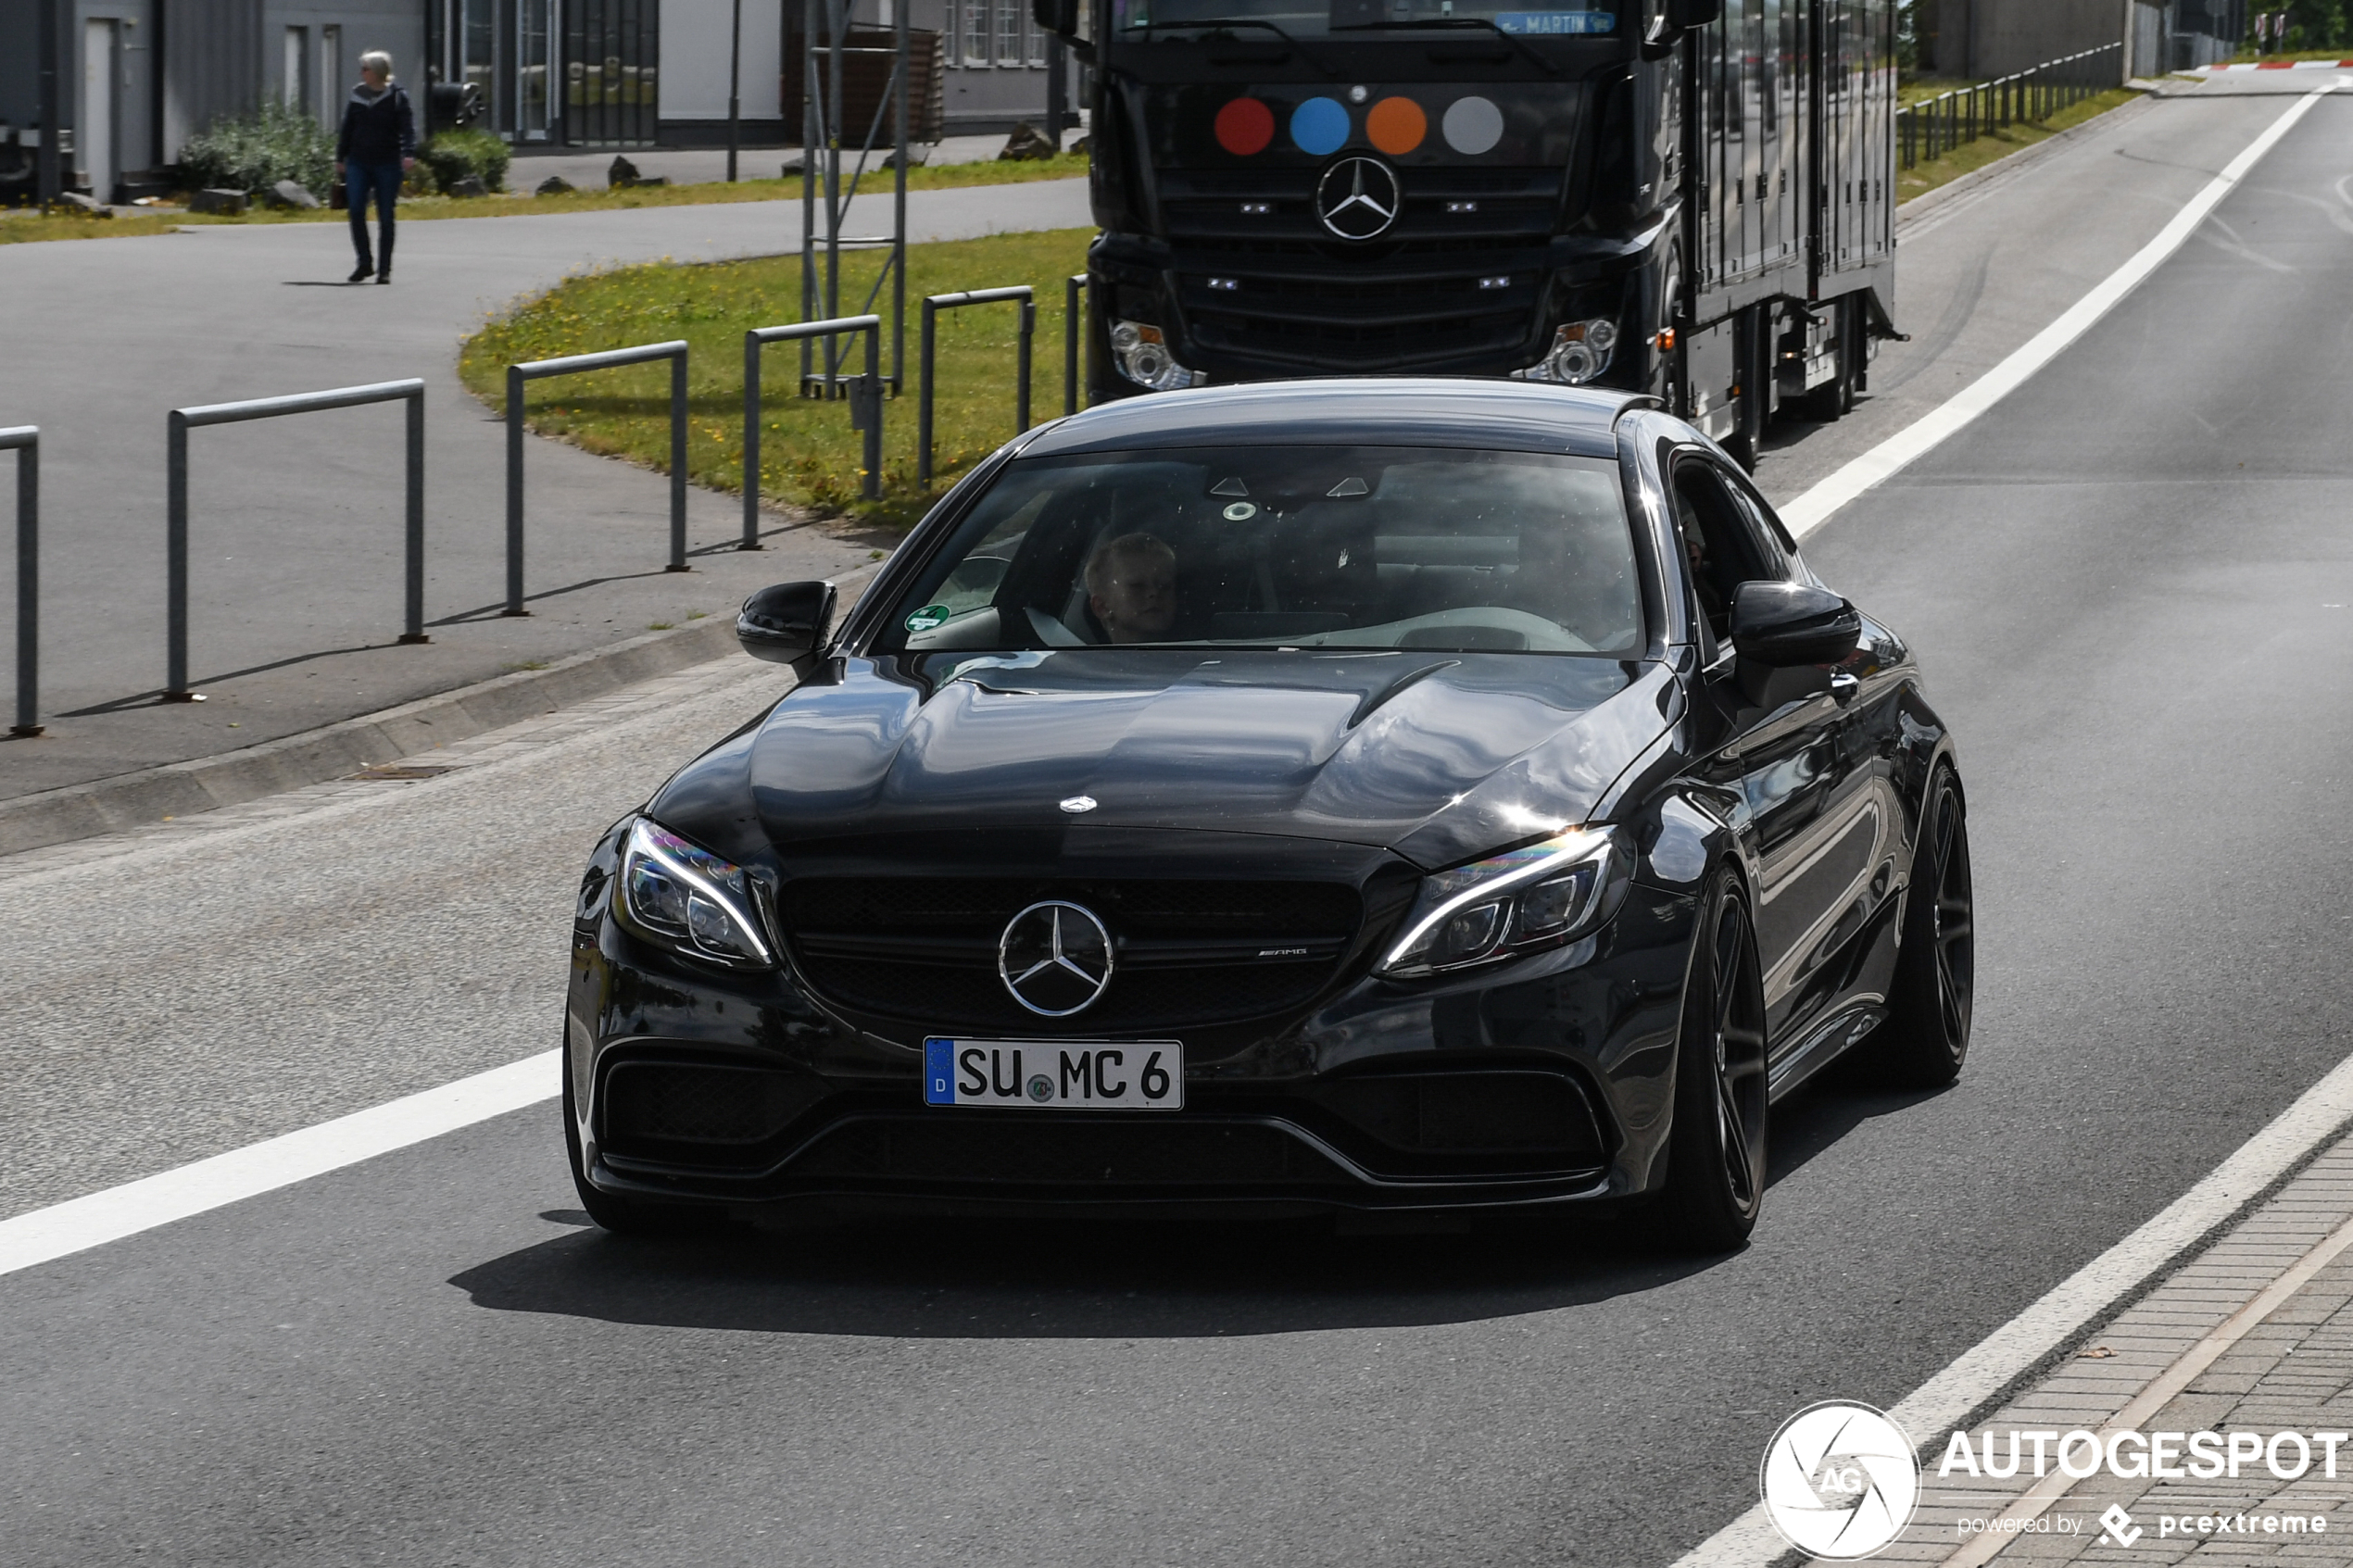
[1759,1401,1921,1560]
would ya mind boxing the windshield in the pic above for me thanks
[1111,0,1621,39]
[877,445,1643,658]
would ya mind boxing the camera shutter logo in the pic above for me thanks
[1315,157,1402,240]
[999,901,1115,1017]
[1759,1401,1919,1560]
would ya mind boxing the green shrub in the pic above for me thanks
[178,100,336,194]
[418,129,510,194]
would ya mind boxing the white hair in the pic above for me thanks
[359,49,394,77]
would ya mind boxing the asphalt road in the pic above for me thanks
[0,177,1090,798]
[5,91,2353,1566]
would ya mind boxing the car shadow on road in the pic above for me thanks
[449,1201,1730,1338]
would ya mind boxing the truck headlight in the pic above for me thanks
[1377,827,1629,979]
[1515,319,1619,386]
[614,818,775,968]
[1110,319,1207,392]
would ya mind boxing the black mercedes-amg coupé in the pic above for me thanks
[564,380,1972,1249]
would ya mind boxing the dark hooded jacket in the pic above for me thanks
[336,82,418,165]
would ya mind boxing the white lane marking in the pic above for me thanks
[1669,1045,2353,1567]
[0,1050,559,1279]
[1779,85,2337,540]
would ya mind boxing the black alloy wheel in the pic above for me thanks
[1875,767,1975,1087]
[1659,868,1770,1251]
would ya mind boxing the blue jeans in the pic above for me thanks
[346,160,401,273]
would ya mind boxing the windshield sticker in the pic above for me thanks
[1223,501,1258,521]
[905,604,954,632]
[1494,10,1615,34]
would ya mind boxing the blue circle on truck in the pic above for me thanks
[1290,97,1351,157]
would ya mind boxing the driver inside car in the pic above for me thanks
[1085,532,1179,644]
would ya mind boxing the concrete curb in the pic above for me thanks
[0,567,877,858]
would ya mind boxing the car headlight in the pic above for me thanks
[614,818,775,968]
[1513,319,1619,386]
[1110,319,1207,392]
[1377,827,1629,979]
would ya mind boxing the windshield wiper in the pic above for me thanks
[1329,16,1562,77]
[1135,16,1342,74]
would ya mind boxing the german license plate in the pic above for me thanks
[924,1039,1185,1110]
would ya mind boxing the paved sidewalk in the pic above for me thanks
[0,177,1088,802]
[1881,1128,2353,1562]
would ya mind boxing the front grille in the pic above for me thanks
[790,1115,1352,1187]
[600,1060,830,1162]
[1159,166,1560,370]
[1301,1070,1607,1177]
[781,877,1362,1034]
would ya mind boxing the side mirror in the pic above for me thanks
[1032,0,1086,42]
[737,580,837,666]
[1642,0,1718,56]
[1730,581,1861,668]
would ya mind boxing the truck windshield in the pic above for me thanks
[878,446,1644,658]
[1112,0,1621,40]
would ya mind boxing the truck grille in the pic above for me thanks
[780,877,1363,1034]
[1159,166,1560,371]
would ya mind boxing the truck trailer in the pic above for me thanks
[1033,0,1899,467]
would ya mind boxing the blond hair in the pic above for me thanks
[359,49,394,78]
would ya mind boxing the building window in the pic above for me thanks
[318,26,341,125]
[996,0,1023,66]
[963,0,992,64]
[283,27,308,110]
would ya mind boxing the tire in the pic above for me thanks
[562,1037,712,1237]
[1798,365,1853,422]
[1656,868,1770,1252]
[1874,767,1975,1087]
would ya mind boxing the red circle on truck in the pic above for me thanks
[1214,97,1277,157]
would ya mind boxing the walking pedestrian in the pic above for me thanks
[335,50,416,285]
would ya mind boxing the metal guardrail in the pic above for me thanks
[505,341,688,618]
[4,425,36,735]
[1897,44,2124,169]
[744,315,884,544]
[1064,273,1087,418]
[918,287,1035,490]
[166,381,426,703]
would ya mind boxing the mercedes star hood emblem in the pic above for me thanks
[1315,157,1402,241]
[999,900,1114,1017]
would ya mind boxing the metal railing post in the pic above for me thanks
[167,409,191,699]
[164,378,428,700]
[506,364,526,614]
[669,348,689,572]
[504,340,692,614]
[745,314,886,517]
[916,286,1035,488]
[4,426,37,735]
[1065,273,1085,417]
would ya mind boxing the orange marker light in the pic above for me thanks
[1653,327,1679,351]
[1365,96,1427,157]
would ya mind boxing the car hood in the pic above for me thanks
[648,649,1678,872]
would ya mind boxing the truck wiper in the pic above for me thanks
[1137,17,1342,74]
[1329,17,1563,77]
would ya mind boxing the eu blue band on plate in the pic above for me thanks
[925,1038,955,1104]
[1494,10,1615,33]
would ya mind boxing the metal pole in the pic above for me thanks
[36,0,61,206]
[667,348,689,571]
[505,364,528,614]
[826,0,844,339]
[800,0,819,388]
[893,0,909,394]
[863,321,883,501]
[166,411,194,699]
[1017,297,1035,433]
[919,297,937,488]
[400,390,428,643]
[6,429,37,736]
[741,331,765,548]
[727,0,744,182]
[1046,35,1067,154]
[1064,273,1083,416]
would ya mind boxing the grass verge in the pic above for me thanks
[0,152,1089,245]
[458,227,1093,531]
[1895,86,2142,204]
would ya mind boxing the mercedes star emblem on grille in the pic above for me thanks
[1315,157,1402,241]
[999,900,1115,1017]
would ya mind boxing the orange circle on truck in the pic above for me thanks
[1365,96,1427,156]
[1214,96,1277,156]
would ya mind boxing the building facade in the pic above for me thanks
[1,0,1067,203]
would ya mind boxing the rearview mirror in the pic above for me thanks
[1730,581,1861,668]
[1642,0,1719,56]
[737,581,837,666]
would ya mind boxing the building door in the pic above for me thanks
[81,19,115,197]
